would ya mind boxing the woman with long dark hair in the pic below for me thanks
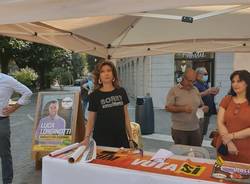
[217,70,250,163]
[82,61,134,148]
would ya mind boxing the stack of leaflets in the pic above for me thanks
[150,149,173,163]
[49,138,96,163]
[211,156,250,183]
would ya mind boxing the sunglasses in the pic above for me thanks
[233,104,241,115]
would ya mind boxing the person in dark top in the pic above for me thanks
[80,78,88,120]
[80,74,93,121]
[194,67,219,136]
[82,61,134,148]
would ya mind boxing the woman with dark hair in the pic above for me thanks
[217,70,250,163]
[82,61,134,148]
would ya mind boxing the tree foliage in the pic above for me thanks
[87,55,102,72]
[13,42,72,89]
[11,67,38,89]
[0,36,92,89]
[49,67,73,90]
[71,53,88,78]
[0,36,25,73]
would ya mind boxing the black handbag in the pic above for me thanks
[209,130,220,147]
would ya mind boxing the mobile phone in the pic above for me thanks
[217,82,222,88]
[217,144,228,156]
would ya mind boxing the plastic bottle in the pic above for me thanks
[187,148,195,157]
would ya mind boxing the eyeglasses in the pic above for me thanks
[234,104,241,115]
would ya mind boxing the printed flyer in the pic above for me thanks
[211,157,250,183]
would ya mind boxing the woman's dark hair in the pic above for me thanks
[229,70,250,104]
[92,60,120,90]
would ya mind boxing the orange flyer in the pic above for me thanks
[91,149,224,183]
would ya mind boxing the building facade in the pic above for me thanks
[117,53,250,108]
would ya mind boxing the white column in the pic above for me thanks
[150,54,174,109]
[214,53,234,104]
[131,61,135,97]
[122,63,125,87]
[128,62,131,95]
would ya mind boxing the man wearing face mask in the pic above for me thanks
[194,67,219,137]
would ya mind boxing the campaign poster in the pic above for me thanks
[32,92,78,152]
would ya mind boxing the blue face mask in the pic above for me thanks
[202,75,208,82]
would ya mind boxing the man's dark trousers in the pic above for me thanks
[0,117,13,184]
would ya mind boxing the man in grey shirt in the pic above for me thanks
[165,68,208,146]
[0,72,32,184]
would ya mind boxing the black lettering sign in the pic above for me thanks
[181,163,193,173]
[97,151,120,161]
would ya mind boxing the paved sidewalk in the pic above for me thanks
[0,89,217,183]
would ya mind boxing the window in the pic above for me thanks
[174,52,215,86]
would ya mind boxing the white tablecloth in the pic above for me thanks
[42,149,220,184]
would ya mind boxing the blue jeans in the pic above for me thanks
[82,96,89,120]
[0,117,13,184]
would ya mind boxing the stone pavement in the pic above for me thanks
[0,90,217,184]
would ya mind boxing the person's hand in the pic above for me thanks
[227,141,239,155]
[215,87,220,94]
[202,105,209,113]
[206,88,212,95]
[184,105,193,113]
[222,133,233,145]
[128,140,136,149]
[80,136,90,147]
[2,105,18,116]
[210,87,219,95]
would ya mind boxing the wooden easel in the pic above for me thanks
[32,92,85,170]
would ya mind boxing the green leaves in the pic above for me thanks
[49,67,73,89]
[0,36,90,89]
[11,67,38,87]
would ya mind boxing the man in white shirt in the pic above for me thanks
[0,72,32,184]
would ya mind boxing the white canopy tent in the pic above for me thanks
[1,0,250,24]
[1,1,250,59]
